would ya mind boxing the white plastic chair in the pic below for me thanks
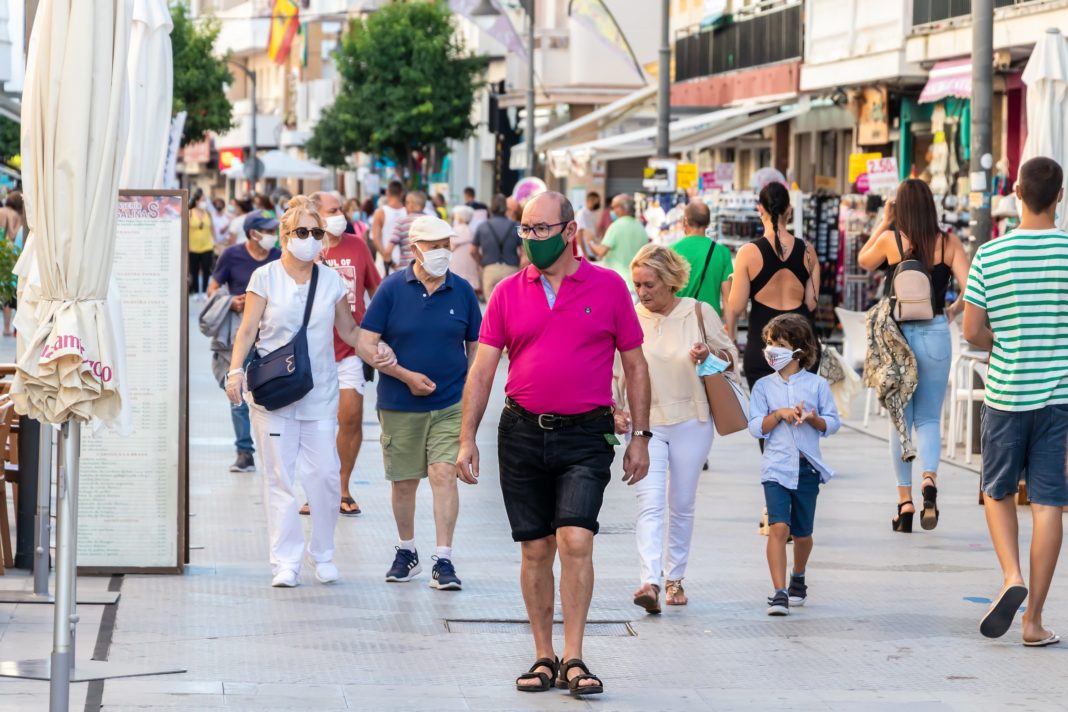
[835,307,880,427]
[946,318,987,464]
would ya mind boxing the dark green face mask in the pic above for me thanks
[523,232,567,270]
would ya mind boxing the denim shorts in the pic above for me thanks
[980,404,1068,507]
[497,408,616,542]
[762,459,821,538]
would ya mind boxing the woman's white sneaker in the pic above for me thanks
[315,561,339,584]
[271,570,299,588]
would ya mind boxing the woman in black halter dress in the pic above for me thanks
[725,183,820,391]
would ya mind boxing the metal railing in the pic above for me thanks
[911,0,1043,29]
[674,2,803,83]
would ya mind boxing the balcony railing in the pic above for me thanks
[674,2,803,83]
[911,0,1041,29]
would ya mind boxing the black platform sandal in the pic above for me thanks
[921,477,939,530]
[892,501,914,533]
[515,657,559,692]
[556,658,604,697]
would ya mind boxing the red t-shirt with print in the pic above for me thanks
[321,233,382,361]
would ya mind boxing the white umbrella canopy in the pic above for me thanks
[12,0,131,426]
[223,150,330,180]
[1021,27,1068,229]
[120,0,173,188]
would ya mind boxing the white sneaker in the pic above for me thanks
[271,570,299,588]
[314,561,339,584]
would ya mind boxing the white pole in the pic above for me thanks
[49,420,80,712]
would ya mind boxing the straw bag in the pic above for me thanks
[695,302,748,436]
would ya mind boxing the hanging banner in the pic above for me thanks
[676,162,699,191]
[857,87,889,146]
[848,151,881,184]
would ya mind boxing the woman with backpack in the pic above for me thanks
[858,179,971,533]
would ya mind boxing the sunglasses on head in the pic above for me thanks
[289,227,325,240]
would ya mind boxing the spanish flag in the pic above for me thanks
[267,0,300,64]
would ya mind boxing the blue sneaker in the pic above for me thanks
[429,557,462,591]
[385,547,421,582]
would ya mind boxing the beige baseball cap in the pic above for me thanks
[408,215,457,242]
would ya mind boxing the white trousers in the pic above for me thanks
[635,418,714,587]
[250,408,340,575]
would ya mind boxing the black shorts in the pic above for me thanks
[497,408,615,542]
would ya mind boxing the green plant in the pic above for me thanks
[0,239,19,306]
[170,2,235,146]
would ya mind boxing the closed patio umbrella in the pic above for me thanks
[12,1,131,708]
[121,0,172,188]
[1021,28,1068,229]
[13,0,130,426]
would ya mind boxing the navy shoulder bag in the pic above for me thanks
[245,264,319,410]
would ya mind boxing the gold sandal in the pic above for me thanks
[665,579,687,606]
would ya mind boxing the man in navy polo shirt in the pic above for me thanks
[358,215,481,591]
[208,210,281,473]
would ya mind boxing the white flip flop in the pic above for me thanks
[1023,631,1060,648]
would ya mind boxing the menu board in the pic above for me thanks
[77,191,188,574]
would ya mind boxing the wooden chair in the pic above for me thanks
[0,396,15,572]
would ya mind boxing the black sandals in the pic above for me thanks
[515,657,559,692]
[892,501,914,533]
[556,658,604,697]
[921,477,939,530]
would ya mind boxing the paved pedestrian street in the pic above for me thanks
[0,322,1065,711]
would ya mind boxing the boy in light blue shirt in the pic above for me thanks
[748,314,841,616]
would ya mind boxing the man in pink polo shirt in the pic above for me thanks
[457,191,651,698]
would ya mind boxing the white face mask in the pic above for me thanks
[324,214,347,237]
[764,345,800,372]
[254,232,276,250]
[416,246,452,277]
[286,234,322,262]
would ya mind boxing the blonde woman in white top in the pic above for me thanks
[614,243,737,613]
[226,196,396,588]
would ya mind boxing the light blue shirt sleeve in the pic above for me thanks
[748,378,770,440]
[817,378,841,437]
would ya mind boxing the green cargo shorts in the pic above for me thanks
[378,402,462,482]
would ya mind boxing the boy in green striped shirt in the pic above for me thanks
[963,156,1068,648]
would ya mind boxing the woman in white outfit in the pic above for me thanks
[226,196,395,588]
[614,244,737,612]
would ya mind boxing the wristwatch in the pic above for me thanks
[632,430,653,439]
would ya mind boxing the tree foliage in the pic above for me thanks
[0,117,19,163]
[306,0,488,176]
[171,3,234,146]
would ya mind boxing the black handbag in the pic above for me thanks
[245,265,319,410]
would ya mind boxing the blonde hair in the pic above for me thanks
[280,195,324,242]
[630,243,691,293]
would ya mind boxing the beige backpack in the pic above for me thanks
[888,228,935,321]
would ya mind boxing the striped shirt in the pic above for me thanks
[390,212,420,269]
[963,228,1068,411]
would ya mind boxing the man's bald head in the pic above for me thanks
[684,201,711,233]
[522,191,574,226]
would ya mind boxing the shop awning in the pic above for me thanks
[919,59,971,104]
[541,98,809,167]
[513,84,656,157]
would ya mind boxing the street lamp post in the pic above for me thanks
[227,60,258,187]
[473,0,536,176]
[656,0,669,158]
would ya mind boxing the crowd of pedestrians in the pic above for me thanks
[205,158,1068,697]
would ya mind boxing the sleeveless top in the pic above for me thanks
[880,233,952,313]
[380,204,406,256]
[743,236,815,388]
